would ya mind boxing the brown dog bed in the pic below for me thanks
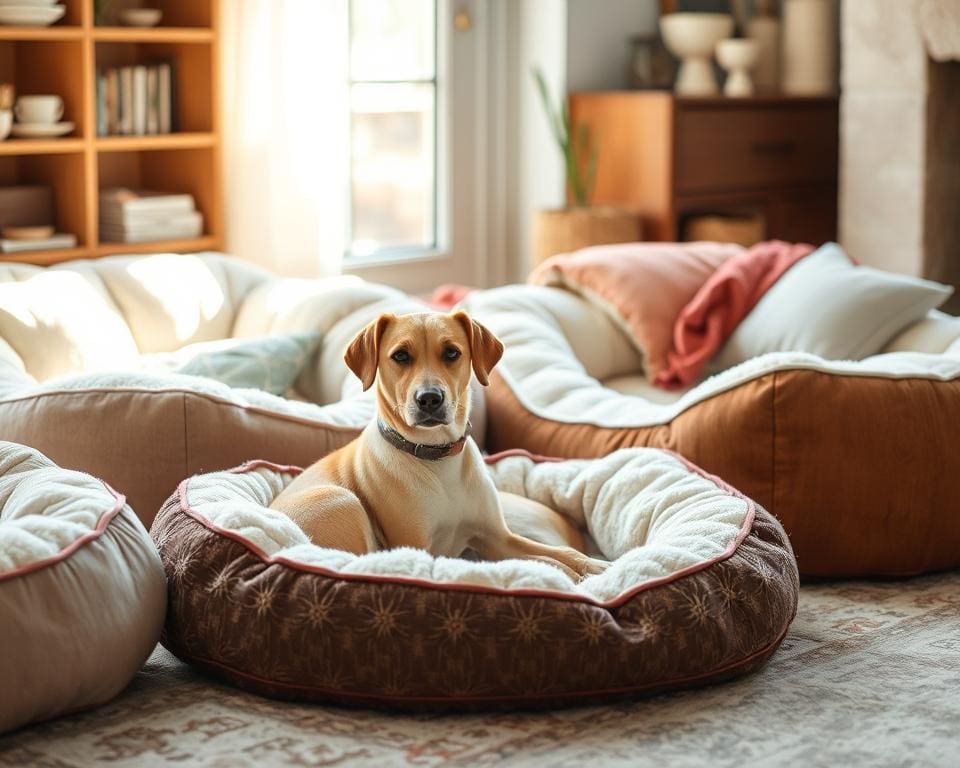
[462,284,960,577]
[151,448,798,711]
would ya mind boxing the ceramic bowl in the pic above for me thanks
[119,8,162,27]
[660,13,734,60]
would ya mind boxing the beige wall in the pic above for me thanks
[840,0,928,275]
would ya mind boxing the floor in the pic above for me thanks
[1,571,958,768]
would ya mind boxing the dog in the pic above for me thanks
[270,310,608,581]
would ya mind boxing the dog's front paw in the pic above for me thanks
[574,556,610,580]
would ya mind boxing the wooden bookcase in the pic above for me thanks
[0,0,221,265]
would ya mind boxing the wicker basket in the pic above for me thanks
[533,207,642,266]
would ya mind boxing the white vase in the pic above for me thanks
[717,38,759,97]
[747,15,780,92]
[782,0,837,95]
[660,13,735,96]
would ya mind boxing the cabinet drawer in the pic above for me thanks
[675,103,838,194]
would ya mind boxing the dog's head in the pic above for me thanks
[345,310,503,439]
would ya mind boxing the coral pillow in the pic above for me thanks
[529,242,743,377]
[656,240,815,389]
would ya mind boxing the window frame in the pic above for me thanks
[345,0,443,264]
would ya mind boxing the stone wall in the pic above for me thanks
[841,0,960,312]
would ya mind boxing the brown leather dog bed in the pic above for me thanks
[463,285,960,577]
[151,449,798,711]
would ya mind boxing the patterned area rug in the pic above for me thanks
[2,571,958,767]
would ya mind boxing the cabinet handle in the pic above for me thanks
[751,139,796,155]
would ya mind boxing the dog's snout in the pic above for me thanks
[415,386,444,413]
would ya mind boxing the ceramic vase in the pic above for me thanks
[782,0,837,95]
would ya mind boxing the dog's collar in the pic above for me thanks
[377,420,470,461]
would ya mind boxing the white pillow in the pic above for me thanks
[881,310,960,355]
[712,242,953,370]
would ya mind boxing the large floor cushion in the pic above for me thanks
[0,253,478,527]
[463,285,960,578]
[150,448,798,710]
[0,441,166,733]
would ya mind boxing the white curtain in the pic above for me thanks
[220,0,348,277]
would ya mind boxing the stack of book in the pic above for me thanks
[96,62,175,136]
[99,188,203,244]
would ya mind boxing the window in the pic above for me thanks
[348,0,437,259]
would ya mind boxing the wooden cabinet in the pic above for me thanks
[569,92,839,245]
[0,0,222,265]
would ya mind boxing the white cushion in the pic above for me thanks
[0,269,141,380]
[882,310,960,355]
[92,252,269,352]
[712,243,953,371]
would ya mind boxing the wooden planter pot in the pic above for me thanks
[533,207,642,266]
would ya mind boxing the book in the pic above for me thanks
[158,62,172,134]
[120,66,134,135]
[99,188,196,216]
[166,59,178,132]
[96,72,106,136]
[100,211,202,235]
[0,233,77,253]
[146,67,159,135]
[100,212,203,243]
[133,65,146,135]
[105,68,118,135]
[95,62,175,137]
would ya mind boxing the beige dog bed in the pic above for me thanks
[0,253,486,526]
[151,448,798,710]
[0,441,165,733]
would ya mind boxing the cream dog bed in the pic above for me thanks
[463,284,960,577]
[0,252,489,526]
[151,448,798,710]
[0,441,165,733]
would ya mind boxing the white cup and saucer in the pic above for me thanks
[11,95,75,138]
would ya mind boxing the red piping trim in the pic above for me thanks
[0,482,126,583]
[175,451,757,610]
[173,620,790,706]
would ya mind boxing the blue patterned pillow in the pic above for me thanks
[176,332,321,396]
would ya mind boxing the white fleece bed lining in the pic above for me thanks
[0,445,116,573]
[500,349,960,431]
[183,448,750,602]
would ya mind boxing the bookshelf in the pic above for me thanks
[0,0,222,265]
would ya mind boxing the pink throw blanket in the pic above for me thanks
[654,240,815,390]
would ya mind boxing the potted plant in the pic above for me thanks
[531,67,641,266]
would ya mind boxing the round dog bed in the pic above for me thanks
[151,448,798,710]
[463,284,960,577]
[0,441,166,733]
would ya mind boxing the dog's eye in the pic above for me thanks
[391,349,411,364]
[443,347,461,361]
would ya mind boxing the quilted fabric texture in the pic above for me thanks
[0,441,166,733]
[150,450,798,710]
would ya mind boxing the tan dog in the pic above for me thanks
[270,310,607,580]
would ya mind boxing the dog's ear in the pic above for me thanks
[344,313,394,391]
[452,311,504,386]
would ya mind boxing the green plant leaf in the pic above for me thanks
[531,65,600,207]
